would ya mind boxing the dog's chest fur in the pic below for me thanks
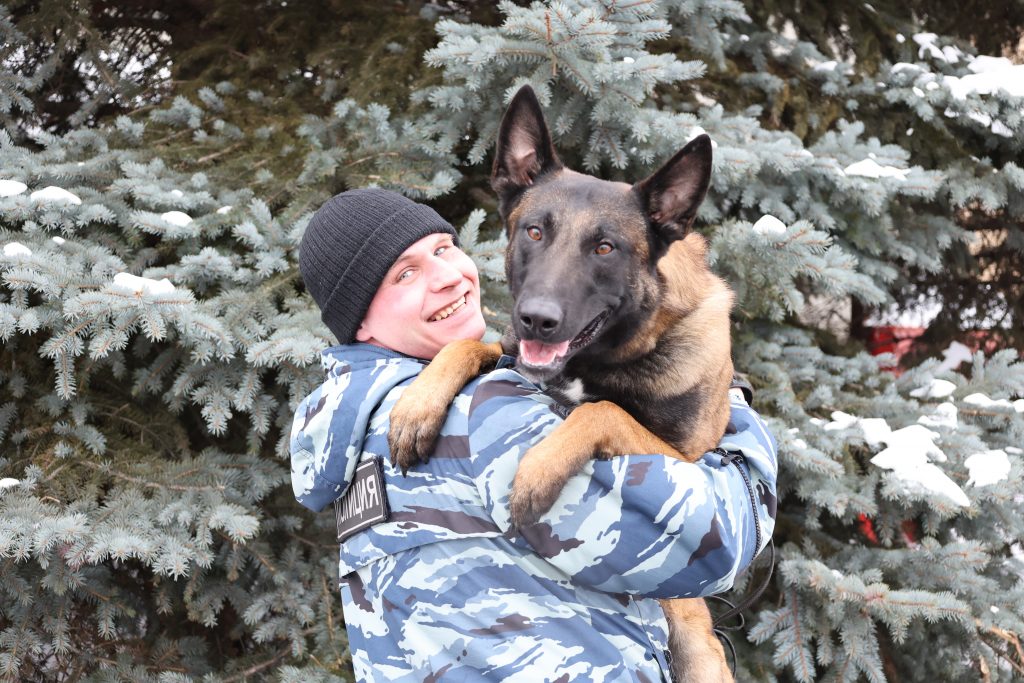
[535,340,715,450]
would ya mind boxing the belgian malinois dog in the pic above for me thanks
[388,85,735,682]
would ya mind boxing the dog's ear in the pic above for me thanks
[491,86,563,213]
[633,134,712,251]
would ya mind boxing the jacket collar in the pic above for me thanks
[318,341,515,372]
[319,342,426,373]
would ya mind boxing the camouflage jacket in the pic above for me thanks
[290,343,778,682]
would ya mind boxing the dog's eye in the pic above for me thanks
[526,226,542,241]
[595,242,614,255]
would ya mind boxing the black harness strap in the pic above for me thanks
[712,537,776,626]
[708,540,776,676]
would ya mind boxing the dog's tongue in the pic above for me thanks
[519,339,570,366]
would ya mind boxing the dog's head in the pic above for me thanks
[490,86,713,381]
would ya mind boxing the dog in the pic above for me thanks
[388,85,735,682]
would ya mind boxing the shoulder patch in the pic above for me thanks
[335,457,390,542]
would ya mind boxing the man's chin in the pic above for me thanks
[428,314,487,353]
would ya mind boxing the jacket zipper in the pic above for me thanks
[714,448,761,555]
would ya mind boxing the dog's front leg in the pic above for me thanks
[509,400,684,527]
[389,339,503,474]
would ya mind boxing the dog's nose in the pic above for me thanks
[518,298,563,339]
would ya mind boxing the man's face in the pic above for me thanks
[355,232,486,359]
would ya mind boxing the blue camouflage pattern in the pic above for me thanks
[291,343,779,682]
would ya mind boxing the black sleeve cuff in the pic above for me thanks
[730,373,754,406]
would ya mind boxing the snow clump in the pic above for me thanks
[112,273,177,296]
[964,450,1011,487]
[160,211,193,227]
[0,179,28,197]
[31,186,82,205]
[752,215,787,235]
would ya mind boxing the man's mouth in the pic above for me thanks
[518,310,609,369]
[429,294,468,322]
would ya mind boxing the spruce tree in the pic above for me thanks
[1,0,1022,680]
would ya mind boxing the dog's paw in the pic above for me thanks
[508,479,561,529]
[507,444,571,528]
[387,388,449,475]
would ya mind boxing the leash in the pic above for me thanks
[709,539,776,675]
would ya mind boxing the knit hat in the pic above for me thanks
[299,188,459,344]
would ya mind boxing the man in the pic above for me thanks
[291,188,778,682]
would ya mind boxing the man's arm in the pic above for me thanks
[466,368,778,599]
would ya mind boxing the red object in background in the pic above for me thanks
[866,326,927,374]
[866,326,999,375]
[900,519,920,545]
[856,514,921,547]
[857,513,879,545]
[963,329,1006,355]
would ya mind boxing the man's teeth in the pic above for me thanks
[431,295,467,322]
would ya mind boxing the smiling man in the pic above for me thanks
[354,230,484,359]
[291,188,778,682]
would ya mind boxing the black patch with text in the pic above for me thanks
[334,457,390,542]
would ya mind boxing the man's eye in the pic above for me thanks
[434,245,450,256]
[397,269,414,282]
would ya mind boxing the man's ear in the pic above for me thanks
[355,322,371,343]
[490,85,563,218]
[632,134,713,254]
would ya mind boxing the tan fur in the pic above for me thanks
[601,233,735,459]
[660,598,733,682]
[388,340,503,474]
[509,401,683,524]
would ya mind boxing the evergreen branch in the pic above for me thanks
[81,46,120,93]
[131,353,179,397]
[77,460,225,492]
[345,151,403,167]
[93,313,138,358]
[439,47,548,63]
[786,588,813,681]
[555,59,595,98]
[320,571,347,667]
[216,531,277,574]
[836,646,852,682]
[959,407,1018,418]
[546,10,556,77]
[222,646,291,681]
[286,532,335,550]
[196,141,244,164]
[976,619,1024,676]
[90,655,187,674]
[150,126,200,146]
[606,0,659,13]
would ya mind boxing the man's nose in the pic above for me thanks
[429,258,463,290]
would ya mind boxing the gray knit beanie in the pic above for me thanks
[299,188,459,344]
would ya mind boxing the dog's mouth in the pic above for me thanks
[518,310,609,371]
